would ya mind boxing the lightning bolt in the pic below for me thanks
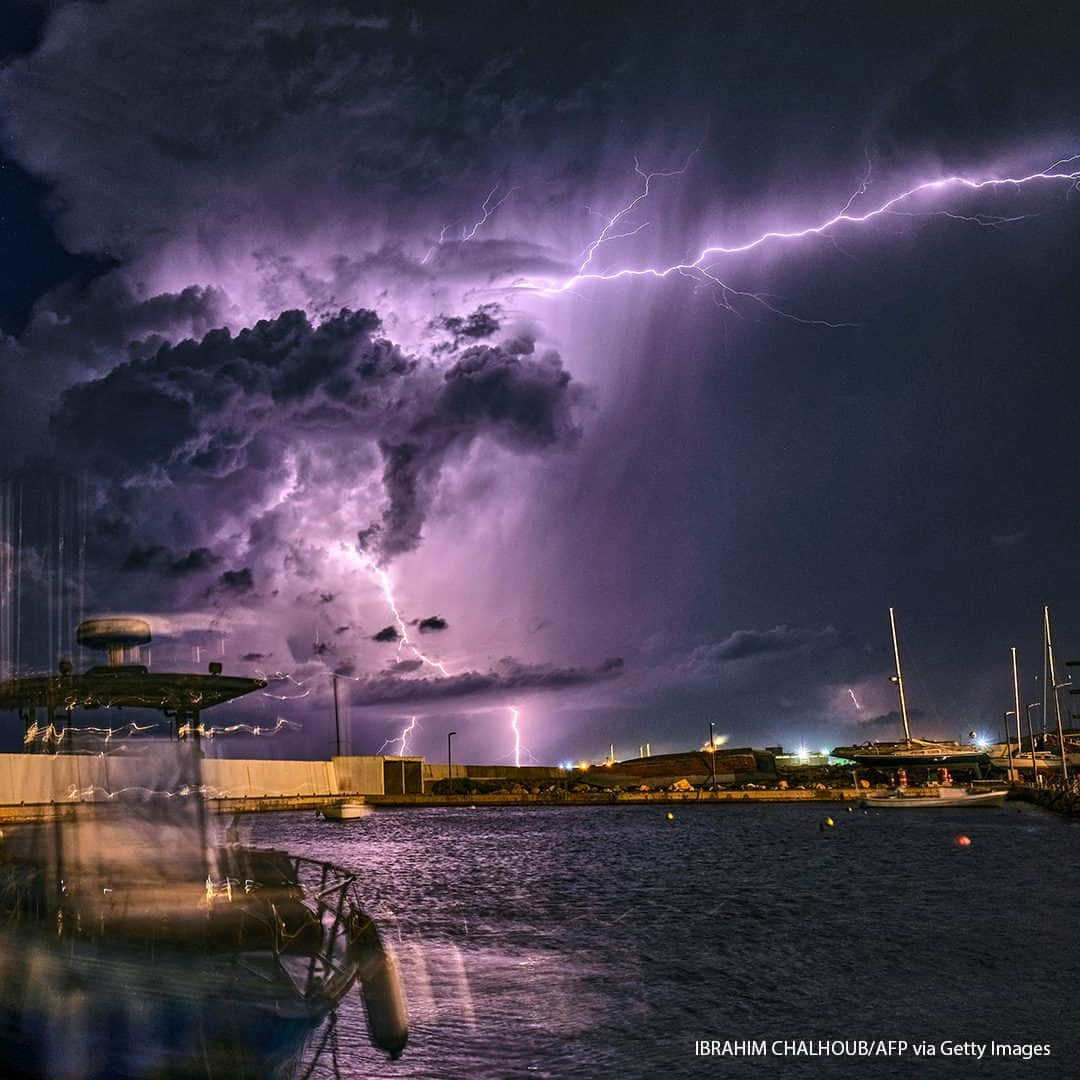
[421,183,516,263]
[378,714,418,756]
[362,555,451,675]
[578,144,702,274]
[461,184,515,242]
[847,687,862,710]
[509,704,522,768]
[525,155,1080,317]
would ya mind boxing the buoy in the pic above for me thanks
[348,910,409,1059]
[955,834,972,848]
[665,812,674,820]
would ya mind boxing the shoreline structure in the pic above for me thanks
[0,750,1068,822]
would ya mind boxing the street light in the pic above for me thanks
[447,730,457,797]
[332,673,342,759]
[708,721,717,793]
[1002,710,1015,776]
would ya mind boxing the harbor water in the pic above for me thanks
[244,803,1080,1080]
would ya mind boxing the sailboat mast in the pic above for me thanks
[1044,605,1069,783]
[1011,646,1024,782]
[889,607,912,746]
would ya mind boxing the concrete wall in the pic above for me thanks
[332,755,389,795]
[0,752,383,803]
[0,754,564,803]
[202,758,338,798]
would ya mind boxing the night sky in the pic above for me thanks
[1,0,1079,764]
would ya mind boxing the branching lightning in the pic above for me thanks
[421,183,515,263]
[377,714,418,756]
[577,145,702,274]
[461,184,515,242]
[357,552,451,675]
[525,155,1080,323]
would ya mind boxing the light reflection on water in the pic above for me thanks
[245,803,1080,1079]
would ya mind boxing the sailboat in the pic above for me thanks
[832,608,993,771]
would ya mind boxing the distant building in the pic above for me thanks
[588,748,776,788]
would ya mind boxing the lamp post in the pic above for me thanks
[708,721,717,793]
[332,673,342,759]
[1003,710,1016,778]
[447,730,457,797]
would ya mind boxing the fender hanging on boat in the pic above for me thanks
[348,908,409,1060]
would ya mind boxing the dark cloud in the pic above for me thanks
[429,305,501,351]
[47,307,581,569]
[387,659,424,674]
[121,544,219,577]
[417,615,448,633]
[857,708,925,731]
[684,625,841,669]
[312,641,334,656]
[334,625,351,635]
[218,568,254,593]
[372,626,399,643]
[343,655,624,706]
[0,3,618,262]
[240,651,270,662]
[373,340,582,560]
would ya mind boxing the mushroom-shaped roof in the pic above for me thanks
[76,618,153,651]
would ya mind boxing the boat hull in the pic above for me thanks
[322,801,373,820]
[0,935,330,1079]
[862,790,1006,808]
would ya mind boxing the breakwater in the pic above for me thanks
[1009,783,1080,817]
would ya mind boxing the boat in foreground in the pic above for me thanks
[0,617,408,1078]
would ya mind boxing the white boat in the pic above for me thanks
[863,787,1007,809]
[321,801,373,820]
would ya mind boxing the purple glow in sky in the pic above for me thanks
[1,1,1079,763]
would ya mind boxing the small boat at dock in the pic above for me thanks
[321,800,373,820]
[862,787,1007,809]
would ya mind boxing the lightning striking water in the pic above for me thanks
[529,156,1080,302]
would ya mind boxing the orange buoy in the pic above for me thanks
[955,834,972,848]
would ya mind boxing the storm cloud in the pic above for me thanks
[50,306,580,566]
[343,656,624,707]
